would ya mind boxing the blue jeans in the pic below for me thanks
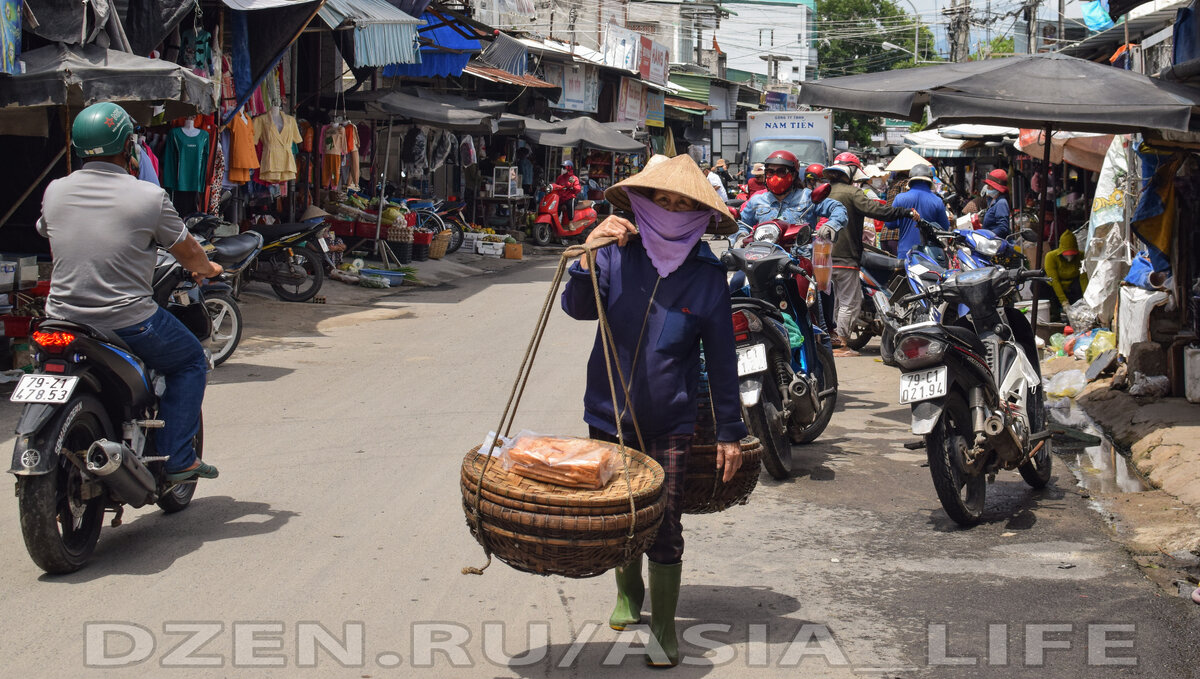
[114,306,207,472]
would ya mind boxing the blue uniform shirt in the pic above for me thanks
[982,195,1011,237]
[886,182,950,257]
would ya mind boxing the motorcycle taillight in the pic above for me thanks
[894,335,947,369]
[32,330,76,355]
[731,311,751,342]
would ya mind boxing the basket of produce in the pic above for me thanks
[429,230,451,259]
[461,436,666,578]
[682,371,762,513]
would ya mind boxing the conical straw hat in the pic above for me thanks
[885,147,930,173]
[605,154,737,235]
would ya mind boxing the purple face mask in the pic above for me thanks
[626,190,717,278]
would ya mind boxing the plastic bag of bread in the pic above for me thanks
[499,432,619,490]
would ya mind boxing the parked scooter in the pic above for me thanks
[185,230,262,366]
[722,224,839,479]
[531,182,599,246]
[842,245,907,357]
[892,266,1053,526]
[8,253,232,573]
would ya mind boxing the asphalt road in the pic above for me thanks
[0,254,1196,678]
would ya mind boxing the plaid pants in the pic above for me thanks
[590,427,691,565]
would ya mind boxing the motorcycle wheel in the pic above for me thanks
[158,414,203,514]
[203,293,242,367]
[880,323,898,367]
[1018,387,1053,488]
[17,394,111,574]
[925,393,986,526]
[791,343,838,444]
[268,247,324,302]
[746,378,792,480]
[532,222,552,246]
[443,215,466,254]
[843,325,873,351]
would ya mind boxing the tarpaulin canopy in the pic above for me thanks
[796,52,1200,134]
[382,11,480,78]
[0,43,216,119]
[1015,129,1114,173]
[221,0,325,123]
[901,130,996,159]
[526,116,644,152]
[496,113,567,135]
[317,0,422,68]
[357,90,497,132]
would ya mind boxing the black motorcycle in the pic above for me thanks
[892,266,1053,526]
[722,236,838,479]
[178,225,263,366]
[6,246,257,573]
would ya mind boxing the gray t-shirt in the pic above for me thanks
[38,162,188,330]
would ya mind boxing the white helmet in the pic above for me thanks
[822,164,854,181]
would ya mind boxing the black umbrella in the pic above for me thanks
[526,117,644,153]
[797,52,1200,331]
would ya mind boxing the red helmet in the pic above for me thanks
[833,152,862,170]
[763,150,799,170]
[804,163,825,181]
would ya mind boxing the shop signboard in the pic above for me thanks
[545,62,600,113]
[648,41,669,86]
[646,91,665,128]
[638,36,652,80]
[618,77,646,124]
[1,0,20,75]
[764,91,788,111]
[602,24,640,72]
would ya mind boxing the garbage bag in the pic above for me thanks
[1045,369,1088,398]
[1128,371,1171,398]
[1085,330,1116,362]
[1050,333,1067,350]
[1066,298,1099,332]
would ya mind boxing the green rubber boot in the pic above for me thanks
[609,555,644,631]
[646,560,682,667]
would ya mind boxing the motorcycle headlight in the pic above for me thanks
[753,223,781,244]
[970,233,1001,256]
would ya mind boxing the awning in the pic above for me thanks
[463,62,558,89]
[318,0,423,68]
[665,96,715,115]
[353,90,499,132]
[383,11,481,78]
[526,116,644,152]
[668,74,712,103]
[902,130,998,159]
[1059,0,1187,61]
[496,113,568,135]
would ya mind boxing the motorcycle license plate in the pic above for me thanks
[317,237,330,252]
[899,366,947,404]
[736,344,768,377]
[10,375,79,404]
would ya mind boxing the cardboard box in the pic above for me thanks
[504,243,523,260]
[476,241,505,257]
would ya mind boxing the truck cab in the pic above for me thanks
[745,110,834,169]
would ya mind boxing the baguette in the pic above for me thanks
[502,436,618,489]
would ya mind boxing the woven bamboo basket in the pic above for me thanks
[429,230,451,259]
[460,443,666,578]
[682,437,763,514]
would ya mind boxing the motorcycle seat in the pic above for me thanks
[861,250,903,273]
[943,324,986,357]
[210,232,263,266]
[250,222,311,242]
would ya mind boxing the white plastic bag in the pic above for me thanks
[1044,369,1088,398]
[1066,299,1099,332]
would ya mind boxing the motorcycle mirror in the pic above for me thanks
[1020,228,1038,242]
[811,183,831,203]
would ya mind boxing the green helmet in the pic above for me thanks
[71,102,135,158]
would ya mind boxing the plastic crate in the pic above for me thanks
[476,241,505,257]
[0,315,32,338]
[328,219,355,238]
[413,231,434,245]
[412,244,430,262]
[355,220,382,239]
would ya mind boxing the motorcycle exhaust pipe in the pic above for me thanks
[789,375,820,423]
[85,439,157,508]
[789,377,809,399]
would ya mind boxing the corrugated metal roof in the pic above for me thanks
[463,62,558,88]
[665,96,715,111]
[668,74,712,103]
[318,0,423,67]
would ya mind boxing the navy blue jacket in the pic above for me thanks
[982,195,1011,237]
[887,183,950,257]
[562,239,748,443]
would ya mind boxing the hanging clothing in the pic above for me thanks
[137,143,160,186]
[253,111,302,183]
[162,127,210,192]
[208,143,226,212]
[320,123,347,189]
[344,123,360,188]
[139,140,161,177]
[227,110,259,184]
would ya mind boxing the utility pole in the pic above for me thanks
[1026,0,1039,54]
[952,0,971,62]
[1057,0,1065,50]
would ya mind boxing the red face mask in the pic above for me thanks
[766,172,794,194]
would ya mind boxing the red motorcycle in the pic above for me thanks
[532,182,598,246]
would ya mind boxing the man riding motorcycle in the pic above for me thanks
[37,102,223,483]
[737,150,848,341]
[554,160,584,227]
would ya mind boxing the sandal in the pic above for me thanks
[832,348,860,358]
[166,460,220,483]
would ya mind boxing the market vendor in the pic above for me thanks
[979,168,1011,237]
[1043,230,1088,322]
[561,154,748,667]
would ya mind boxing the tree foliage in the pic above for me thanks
[976,35,1016,59]
[813,0,939,147]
